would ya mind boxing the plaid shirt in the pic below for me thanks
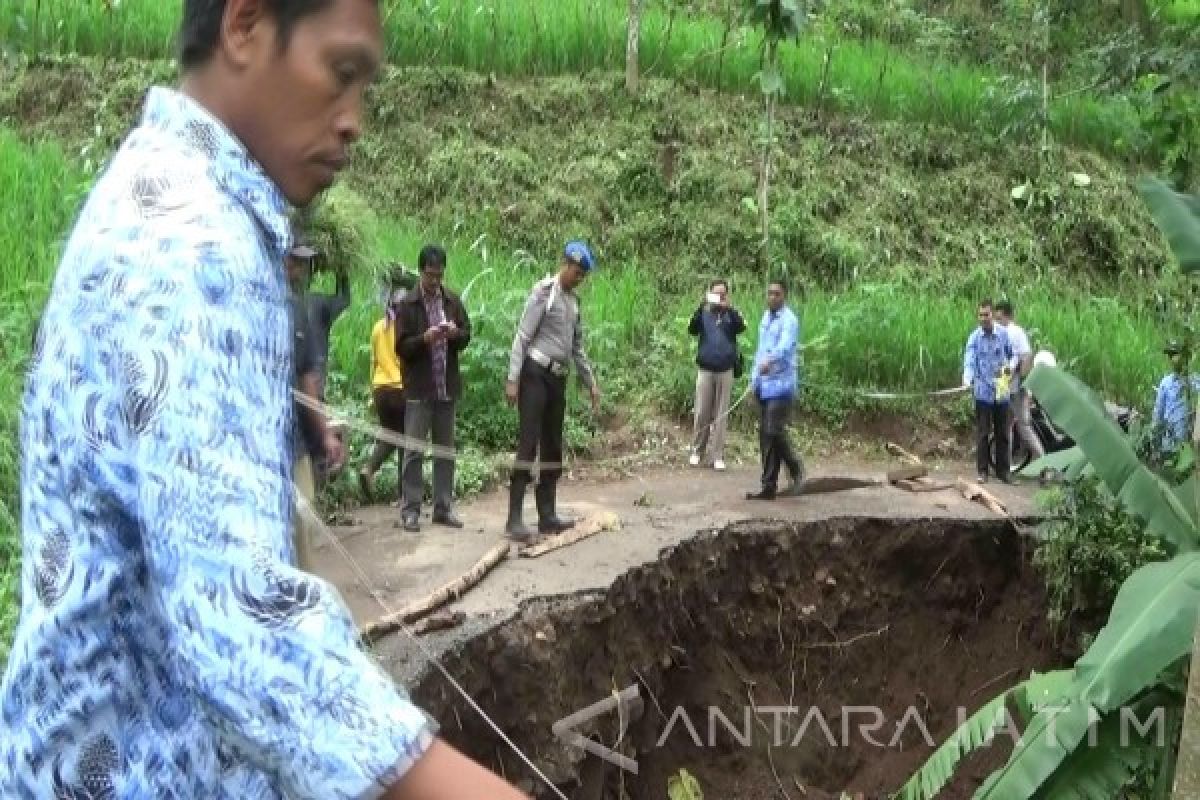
[422,286,449,401]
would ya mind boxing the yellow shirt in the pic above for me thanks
[370,318,404,389]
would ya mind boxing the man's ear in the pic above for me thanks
[220,0,276,70]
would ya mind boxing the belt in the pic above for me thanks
[529,347,568,377]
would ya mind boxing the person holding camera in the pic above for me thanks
[687,279,746,471]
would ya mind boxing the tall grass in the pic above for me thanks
[0,0,1143,158]
[0,129,86,665]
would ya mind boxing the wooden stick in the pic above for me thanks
[413,611,466,635]
[885,442,922,466]
[519,512,621,558]
[361,541,510,642]
[955,477,1008,516]
[896,478,954,493]
[886,464,929,483]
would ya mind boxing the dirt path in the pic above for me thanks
[310,457,1042,632]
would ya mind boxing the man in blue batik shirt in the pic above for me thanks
[1152,340,1200,456]
[0,1,529,798]
[746,279,805,500]
[963,299,1017,484]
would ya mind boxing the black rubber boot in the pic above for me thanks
[505,476,535,542]
[535,481,575,533]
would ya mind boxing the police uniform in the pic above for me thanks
[505,241,597,539]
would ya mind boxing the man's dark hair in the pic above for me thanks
[995,300,1013,316]
[979,299,992,310]
[768,279,788,294]
[710,278,729,291]
[180,0,336,69]
[418,244,447,270]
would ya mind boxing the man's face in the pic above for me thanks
[766,283,785,312]
[286,254,310,288]
[711,283,729,306]
[235,0,383,207]
[995,311,1011,327]
[978,305,993,332]
[420,263,445,294]
[561,260,587,291]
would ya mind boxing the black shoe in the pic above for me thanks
[433,510,464,528]
[402,512,420,532]
[535,482,575,534]
[746,489,776,500]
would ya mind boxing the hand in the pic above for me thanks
[441,320,458,338]
[758,361,771,376]
[505,380,518,406]
[423,326,445,345]
[590,384,602,414]
[322,430,345,471]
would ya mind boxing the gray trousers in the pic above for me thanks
[402,399,456,515]
[691,368,734,461]
[1012,388,1045,461]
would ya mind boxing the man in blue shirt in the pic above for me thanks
[962,300,1017,483]
[1152,340,1200,455]
[746,280,805,500]
[0,1,528,798]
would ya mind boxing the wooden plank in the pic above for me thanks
[885,442,922,466]
[361,541,510,643]
[887,465,929,483]
[955,477,1008,516]
[518,512,622,558]
[794,476,885,495]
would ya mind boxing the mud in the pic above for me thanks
[396,516,1060,799]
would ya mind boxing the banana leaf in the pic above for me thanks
[1138,177,1200,272]
[893,671,1075,800]
[1025,365,1200,552]
[973,553,1200,799]
[1032,707,1158,800]
[1020,447,1084,478]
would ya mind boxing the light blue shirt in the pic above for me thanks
[752,306,800,400]
[963,326,1015,405]
[0,88,433,798]
[1153,373,1200,452]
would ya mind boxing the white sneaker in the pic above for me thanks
[688,453,701,467]
[713,460,726,471]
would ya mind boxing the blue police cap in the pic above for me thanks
[563,240,595,272]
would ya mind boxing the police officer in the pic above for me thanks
[504,241,602,542]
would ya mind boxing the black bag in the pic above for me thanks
[734,350,745,379]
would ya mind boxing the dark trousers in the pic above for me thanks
[759,396,803,491]
[514,360,567,486]
[402,399,457,515]
[976,400,1010,478]
[366,387,406,476]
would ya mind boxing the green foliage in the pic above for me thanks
[1139,177,1200,272]
[0,0,1147,159]
[1034,475,1169,632]
[667,767,704,800]
[902,362,1200,799]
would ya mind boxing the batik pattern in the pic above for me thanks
[0,87,434,799]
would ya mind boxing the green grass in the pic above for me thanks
[1156,0,1200,21]
[0,0,1144,159]
[0,129,87,666]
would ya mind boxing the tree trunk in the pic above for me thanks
[757,40,778,267]
[1172,616,1200,799]
[625,0,643,95]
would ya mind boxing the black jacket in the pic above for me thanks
[396,286,472,401]
[688,304,746,372]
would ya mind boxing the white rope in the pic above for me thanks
[296,493,571,800]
